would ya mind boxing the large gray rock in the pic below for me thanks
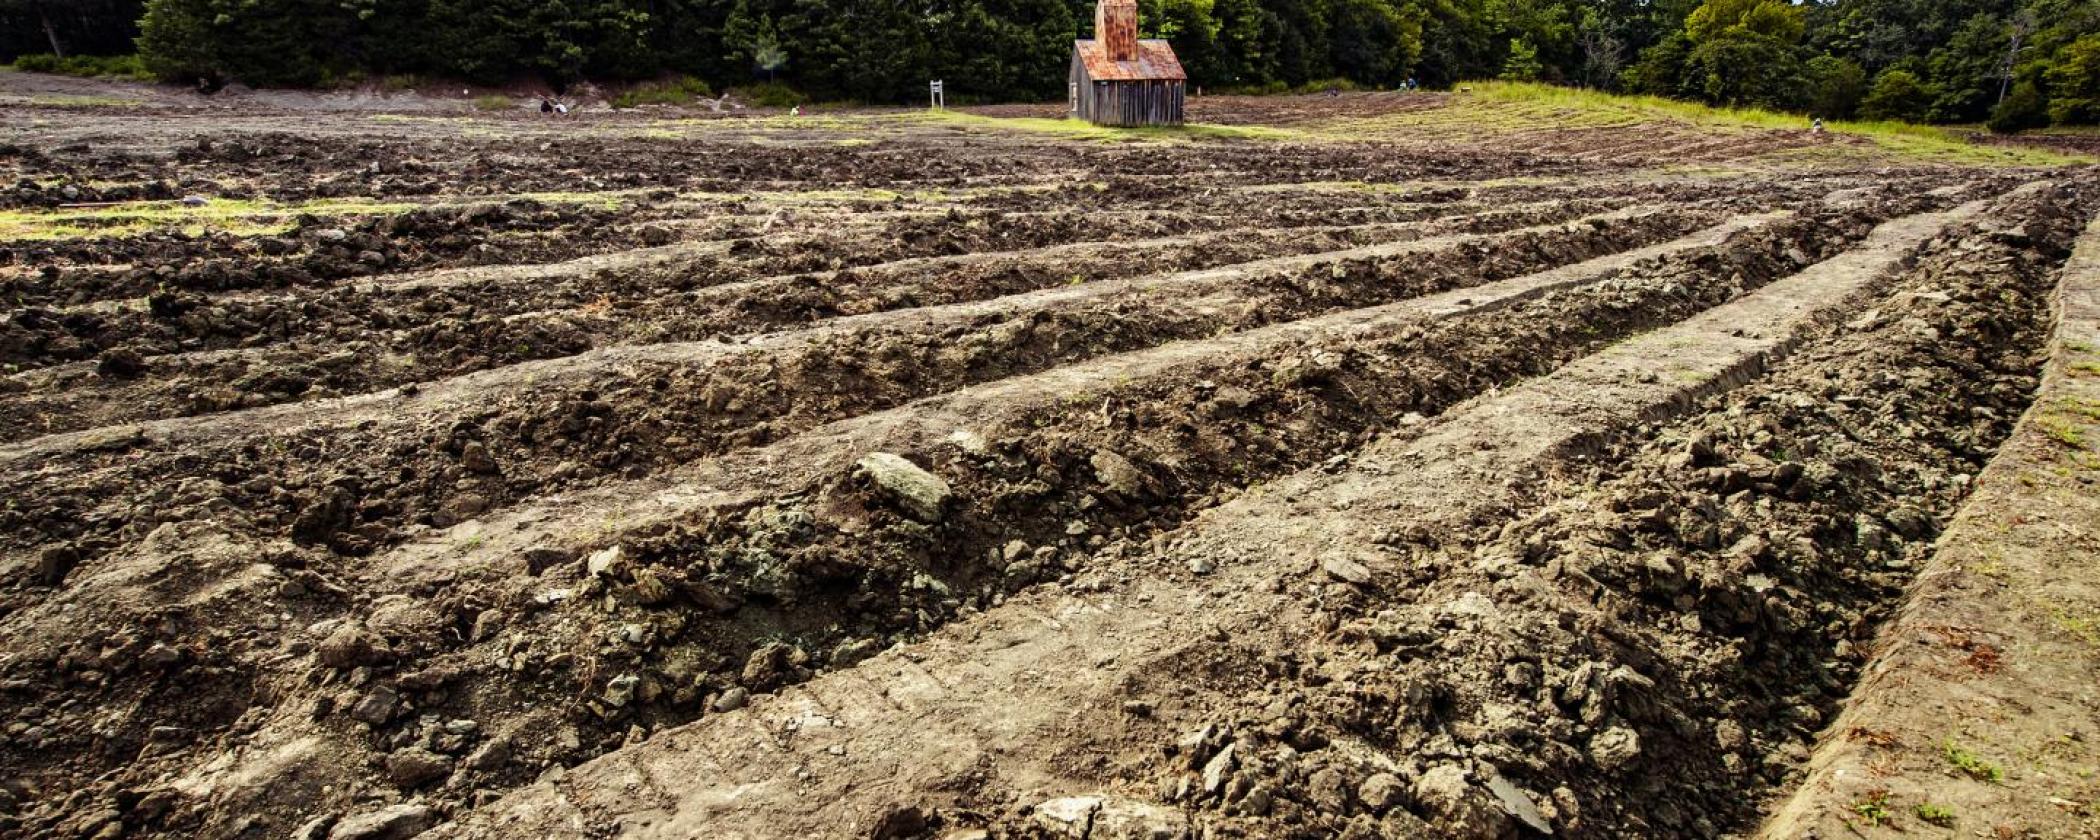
[1031,795,1187,840]
[1092,798,1189,839]
[315,623,383,669]
[347,685,402,726]
[385,748,453,788]
[1321,554,1373,586]
[856,453,950,522]
[1485,772,1553,834]
[1090,450,1150,497]
[1412,765,1510,838]
[1201,742,1237,795]
[1589,726,1642,771]
[1032,796,1102,837]
[585,545,626,578]
[1307,766,1354,814]
[328,804,434,840]
[1358,772,1406,815]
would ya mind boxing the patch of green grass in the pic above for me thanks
[681,183,1033,208]
[916,110,1301,143]
[1851,789,1894,826]
[0,197,412,241]
[505,191,635,210]
[473,95,513,112]
[10,53,152,81]
[369,114,473,125]
[613,75,713,109]
[1915,801,1957,828]
[1345,81,2091,167]
[2042,598,2100,647]
[2037,415,2089,450]
[0,191,633,242]
[765,187,905,205]
[2061,397,2100,419]
[1943,740,2005,783]
[26,95,143,108]
[737,81,807,108]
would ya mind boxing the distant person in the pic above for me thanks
[791,105,803,116]
[1811,117,1825,136]
[554,101,570,116]
[541,98,554,115]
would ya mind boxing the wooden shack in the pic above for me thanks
[1069,0,1186,127]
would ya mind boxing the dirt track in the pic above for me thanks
[2,81,2097,840]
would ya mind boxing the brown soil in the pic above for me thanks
[0,72,2095,840]
[1763,209,2100,840]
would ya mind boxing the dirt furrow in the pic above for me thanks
[0,205,1707,561]
[0,197,686,308]
[1761,206,2100,839]
[0,198,1631,437]
[3,80,2090,840]
[6,191,1540,372]
[5,201,1692,460]
[423,188,2021,840]
[0,194,1942,839]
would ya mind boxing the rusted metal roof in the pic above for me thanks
[1074,39,1187,82]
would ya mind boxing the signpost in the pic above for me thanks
[930,80,945,110]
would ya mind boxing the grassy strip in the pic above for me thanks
[861,84,2082,165]
[1434,82,2090,167]
[0,192,634,242]
[21,95,146,108]
[7,53,152,81]
[912,110,1301,143]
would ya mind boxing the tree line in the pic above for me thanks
[4,0,2098,128]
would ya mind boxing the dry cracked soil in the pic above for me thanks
[3,80,2099,840]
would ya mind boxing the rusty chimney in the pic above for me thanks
[1096,0,1139,62]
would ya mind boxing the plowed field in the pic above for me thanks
[3,83,2098,840]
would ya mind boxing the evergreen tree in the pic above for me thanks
[1499,37,1543,82]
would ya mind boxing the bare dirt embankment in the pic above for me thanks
[0,73,2095,840]
[1763,208,2100,840]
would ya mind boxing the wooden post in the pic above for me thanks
[930,80,945,110]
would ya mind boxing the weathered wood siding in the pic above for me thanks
[1069,55,1186,127]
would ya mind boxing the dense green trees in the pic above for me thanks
[1,0,143,60]
[2051,33,2100,123]
[1860,68,1934,121]
[1992,81,2053,132]
[1621,0,2099,128]
[1803,55,1868,120]
[5,0,2097,128]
